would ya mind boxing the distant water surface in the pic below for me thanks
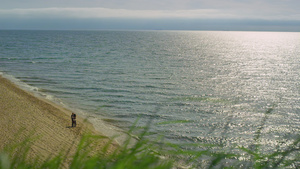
[0,30,299,151]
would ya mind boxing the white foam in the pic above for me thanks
[88,116,135,146]
[45,95,54,100]
[1,73,57,102]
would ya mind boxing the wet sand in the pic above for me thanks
[0,75,117,166]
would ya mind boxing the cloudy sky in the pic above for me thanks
[0,0,300,31]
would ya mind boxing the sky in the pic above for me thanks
[0,0,300,31]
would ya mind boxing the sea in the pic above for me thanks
[0,30,299,153]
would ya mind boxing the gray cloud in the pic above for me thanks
[0,4,299,21]
[1,17,299,32]
[0,0,299,31]
[0,8,237,19]
[2,0,300,11]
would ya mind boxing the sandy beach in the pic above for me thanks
[0,75,117,165]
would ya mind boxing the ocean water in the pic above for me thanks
[0,30,299,151]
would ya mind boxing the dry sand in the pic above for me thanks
[0,75,117,166]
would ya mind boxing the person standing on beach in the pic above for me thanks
[71,113,76,127]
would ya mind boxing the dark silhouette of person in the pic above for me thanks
[71,113,76,127]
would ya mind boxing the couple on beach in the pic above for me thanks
[71,113,76,127]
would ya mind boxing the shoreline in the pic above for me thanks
[0,75,118,165]
[0,73,131,146]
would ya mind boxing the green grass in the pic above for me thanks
[1,108,299,169]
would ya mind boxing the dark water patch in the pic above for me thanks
[20,78,58,85]
[98,105,115,108]
[102,118,122,123]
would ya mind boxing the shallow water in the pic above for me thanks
[0,30,299,150]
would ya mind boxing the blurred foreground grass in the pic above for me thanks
[0,108,299,169]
